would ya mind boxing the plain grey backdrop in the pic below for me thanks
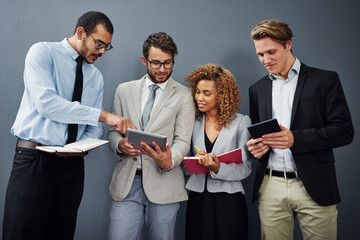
[1,0,359,239]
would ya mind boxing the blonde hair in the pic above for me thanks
[184,64,241,128]
[251,19,294,48]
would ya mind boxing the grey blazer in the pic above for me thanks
[185,113,252,194]
[108,76,195,204]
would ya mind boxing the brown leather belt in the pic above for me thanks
[135,170,142,176]
[16,139,42,150]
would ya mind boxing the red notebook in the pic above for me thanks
[184,148,242,174]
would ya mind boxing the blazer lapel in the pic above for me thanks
[198,116,206,152]
[210,121,225,154]
[290,63,308,127]
[264,78,273,120]
[145,77,176,130]
[131,77,145,128]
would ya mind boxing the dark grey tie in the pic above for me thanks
[142,84,160,130]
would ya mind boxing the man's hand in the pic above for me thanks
[118,137,141,156]
[247,137,270,158]
[198,153,220,174]
[99,111,136,134]
[262,124,294,149]
[140,141,173,170]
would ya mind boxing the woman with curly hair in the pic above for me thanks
[184,64,252,240]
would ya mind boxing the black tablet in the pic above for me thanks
[127,129,167,151]
[247,118,281,139]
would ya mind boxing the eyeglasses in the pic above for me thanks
[145,57,174,69]
[88,33,113,51]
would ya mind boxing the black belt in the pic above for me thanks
[16,139,42,150]
[135,170,142,176]
[265,169,299,179]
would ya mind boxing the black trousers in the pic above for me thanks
[185,189,248,240]
[2,147,84,240]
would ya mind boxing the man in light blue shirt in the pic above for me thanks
[3,11,135,240]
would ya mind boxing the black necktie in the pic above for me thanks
[67,56,83,144]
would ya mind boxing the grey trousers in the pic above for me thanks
[108,175,180,240]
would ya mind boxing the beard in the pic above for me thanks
[79,38,89,62]
[147,68,172,83]
[79,38,102,64]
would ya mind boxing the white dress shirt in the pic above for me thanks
[140,76,167,116]
[137,75,170,170]
[268,58,301,171]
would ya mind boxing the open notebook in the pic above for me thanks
[184,148,242,174]
[36,138,109,153]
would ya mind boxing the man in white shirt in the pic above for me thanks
[247,19,354,240]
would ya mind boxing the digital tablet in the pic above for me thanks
[247,118,281,139]
[127,129,167,151]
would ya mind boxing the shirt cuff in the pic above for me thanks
[210,170,217,178]
[116,139,123,155]
[163,159,174,171]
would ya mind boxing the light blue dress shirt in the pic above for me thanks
[11,39,103,146]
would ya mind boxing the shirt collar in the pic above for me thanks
[144,75,168,90]
[269,58,301,81]
[61,38,81,61]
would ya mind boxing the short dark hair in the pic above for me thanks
[251,19,293,48]
[73,11,113,35]
[142,32,178,59]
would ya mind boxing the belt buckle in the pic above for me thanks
[284,170,299,179]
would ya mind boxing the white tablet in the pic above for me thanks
[127,129,167,151]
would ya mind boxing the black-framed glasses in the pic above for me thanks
[145,57,174,69]
[88,33,113,51]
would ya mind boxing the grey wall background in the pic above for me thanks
[1,0,359,239]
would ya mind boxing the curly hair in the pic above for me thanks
[184,64,241,128]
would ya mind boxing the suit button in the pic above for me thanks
[133,158,137,161]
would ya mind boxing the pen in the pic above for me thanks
[194,145,201,152]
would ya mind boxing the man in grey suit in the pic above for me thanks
[107,32,195,240]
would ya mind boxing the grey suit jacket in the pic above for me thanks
[108,76,195,204]
[185,113,252,194]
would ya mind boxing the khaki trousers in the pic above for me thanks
[258,174,337,240]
